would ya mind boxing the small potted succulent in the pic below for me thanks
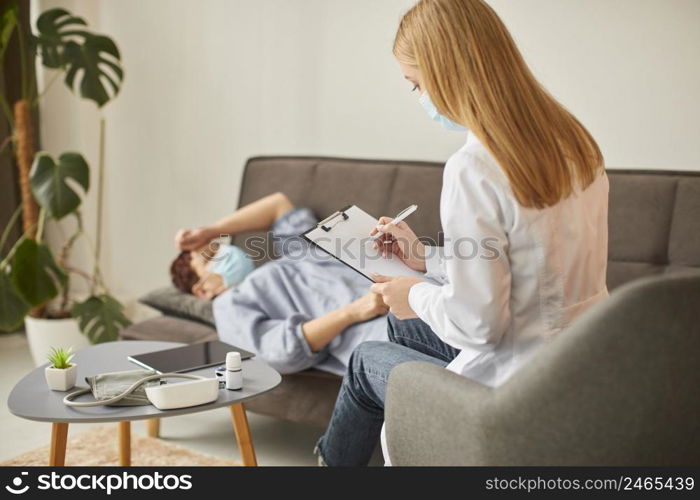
[44,346,77,391]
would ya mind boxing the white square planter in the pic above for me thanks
[45,364,78,392]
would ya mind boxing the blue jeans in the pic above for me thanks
[315,314,460,466]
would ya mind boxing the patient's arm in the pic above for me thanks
[302,293,389,352]
[176,192,294,251]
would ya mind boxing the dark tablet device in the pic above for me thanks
[128,340,255,374]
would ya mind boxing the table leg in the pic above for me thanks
[229,403,257,466]
[118,421,131,466]
[146,418,160,438]
[49,422,68,466]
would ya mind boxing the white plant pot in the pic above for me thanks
[24,316,90,367]
[45,364,78,391]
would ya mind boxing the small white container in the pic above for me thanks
[225,352,243,391]
[45,364,78,391]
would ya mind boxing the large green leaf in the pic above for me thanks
[63,34,124,107]
[34,7,124,107]
[35,7,88,69]
[0,2,18,63]
[30,152,89,220]
[71,295,131,344]
[0,270,30,332]
[10,239,67,307]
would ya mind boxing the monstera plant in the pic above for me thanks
[0,4,130,349]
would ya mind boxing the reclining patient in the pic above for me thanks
[172,193,389,375]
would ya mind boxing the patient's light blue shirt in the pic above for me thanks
[212,208,388,375]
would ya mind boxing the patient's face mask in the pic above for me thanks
[209,244,255,287]
[419,92,468,132]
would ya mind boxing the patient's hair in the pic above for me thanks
[170,251,199,294]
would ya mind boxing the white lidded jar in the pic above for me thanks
[225,352,243,391]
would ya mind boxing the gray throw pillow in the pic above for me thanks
[139,286,215,326]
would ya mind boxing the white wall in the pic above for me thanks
[34,0,700,306]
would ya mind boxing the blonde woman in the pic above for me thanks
[316,0,609,466]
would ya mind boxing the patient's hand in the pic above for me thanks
[345,292,390,323]
[175,227,214,251]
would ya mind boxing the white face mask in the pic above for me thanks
[419,92,468,132]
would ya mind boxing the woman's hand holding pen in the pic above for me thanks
[370,217,427,272]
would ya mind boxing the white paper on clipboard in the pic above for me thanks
[303,205,426,282]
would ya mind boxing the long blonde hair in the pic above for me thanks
[394,0,604,209]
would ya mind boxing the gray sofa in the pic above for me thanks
[122,157,700,432]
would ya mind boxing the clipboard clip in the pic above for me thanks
[319,209,349,232]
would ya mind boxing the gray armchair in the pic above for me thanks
[385,272,700,465]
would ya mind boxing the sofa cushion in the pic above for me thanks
[607,174,677,264]
[139,286,215,326]
[669,178,700,267]
[607,171,700,289]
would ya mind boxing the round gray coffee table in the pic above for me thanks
[7,341,281,466]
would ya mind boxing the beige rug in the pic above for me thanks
[1,425,239,466]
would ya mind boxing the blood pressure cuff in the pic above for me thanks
[84,369,160,406]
